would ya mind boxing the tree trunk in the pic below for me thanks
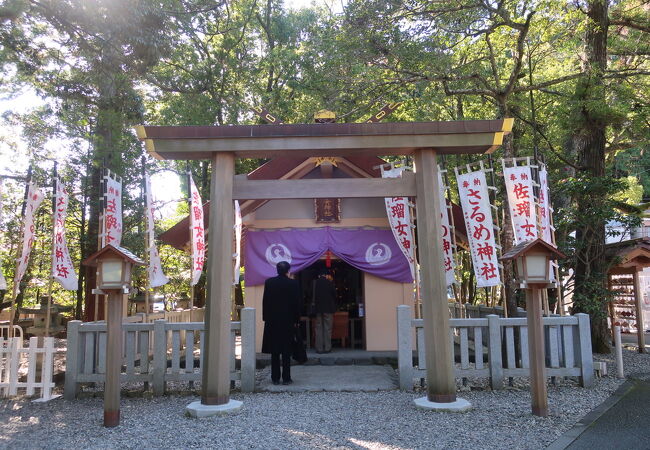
[83,67,123,321]
[570,0,610,353]
[497,99,518,317]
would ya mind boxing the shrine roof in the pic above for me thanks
[135,119,513,160]
[157,155,469,250]
[606,237,650,270]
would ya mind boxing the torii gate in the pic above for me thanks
[136,118,513,414]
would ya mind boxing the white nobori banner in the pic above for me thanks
[52,179,78,290]
[233,200,242,285]
[503,165,537,244]
[538,167,554,245]
[456,170,501,288]
[102,174,123,247]
[145,174,169,288]
[14,183,45,293]
[381,167,415,279]
[189,175,205,286]
[538,166,556,281]
[438,169,456,286]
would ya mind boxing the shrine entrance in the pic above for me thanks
[136,118,513,410]
[297,258,365,350]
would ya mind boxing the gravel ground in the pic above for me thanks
[1,348,647,450]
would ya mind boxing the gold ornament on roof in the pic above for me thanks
[314,157,339,167]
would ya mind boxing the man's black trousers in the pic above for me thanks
[271,349,291,382]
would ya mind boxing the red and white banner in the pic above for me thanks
[538,167,553,245]
[503,165,537,244]
[381,167,416,279]
[145,174,169,288]
[189,175,205,286]
[233,200,242,285]
[102,174,123,247]
[438,169,456,286]
[0,178,6,291]
[51,179,78,290]
[456,170,501,288]
[14,183,45,293]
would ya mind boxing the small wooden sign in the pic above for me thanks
[315,198,340,223]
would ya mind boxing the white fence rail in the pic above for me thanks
[64,307,255,399]
[1,337,57,400]
[0,325,24,342]
[397,305,594,390]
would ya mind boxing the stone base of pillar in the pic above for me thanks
[186,399,243,418]
[32,394,61,403]
[413,396,472,412]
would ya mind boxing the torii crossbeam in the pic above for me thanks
[135,118,513,414]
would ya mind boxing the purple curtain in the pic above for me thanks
[244,227,413,285]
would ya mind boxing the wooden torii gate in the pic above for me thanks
[136,118,513,413]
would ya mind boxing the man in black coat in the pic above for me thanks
[313,269,336,353]
[262,261,301,385]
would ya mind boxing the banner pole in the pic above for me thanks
[441,157,461,315]
[141,156,150,320]
[45,163,58,337]
[187,164,194,312]
[9,165,32,338]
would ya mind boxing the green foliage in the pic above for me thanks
[0,0,648,326]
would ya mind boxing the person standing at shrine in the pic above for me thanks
[262,261,301,385]
[313,269,336,353]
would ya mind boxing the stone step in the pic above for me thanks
[255,350,398,369]
[257,364,399,392]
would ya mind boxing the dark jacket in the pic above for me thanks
[261,274,301,354]
[313,276,336,314]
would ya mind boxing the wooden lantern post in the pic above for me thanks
[501,239,565,417]
[83,245,144,427]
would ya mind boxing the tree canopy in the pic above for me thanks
[0,0,648,350]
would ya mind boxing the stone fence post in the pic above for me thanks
[64,320,81,400]
[152,319,167,396]
[240,307,256,393]
[576,313,594,387]
[397,305,413,390]
[487,314,503,390]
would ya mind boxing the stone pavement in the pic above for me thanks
[566,379,650,449]
[258,364,398,392]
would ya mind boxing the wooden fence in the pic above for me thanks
[1,337,57,400]
[120,307,206,324]
[64,307,255,399]
[397,305,594,390]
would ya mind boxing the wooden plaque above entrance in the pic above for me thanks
[135,119,513,160]
[315,198,340,222]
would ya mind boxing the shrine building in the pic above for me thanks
[160,154,468,351]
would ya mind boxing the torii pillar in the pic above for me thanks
[187,152,242,416]
[413,149,470,411]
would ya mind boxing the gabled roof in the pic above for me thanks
[159,156,469,250]
[606,237,650,270]
[82,244,145,267]
[500,238,566,261]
